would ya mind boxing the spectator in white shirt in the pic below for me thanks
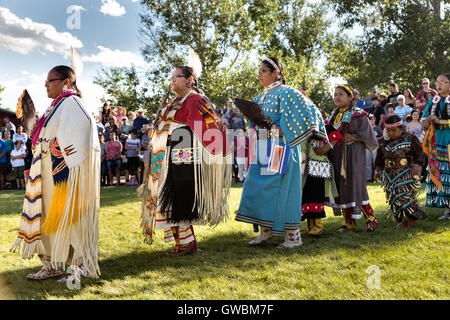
[393,95,412,125]
[10,140,26,189]
[12,125,28,147]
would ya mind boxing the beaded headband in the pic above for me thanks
[337,84,355,99]
[385,121,403,128]
[263,58,281,73]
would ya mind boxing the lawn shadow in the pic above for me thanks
[3,207,448,299]
[2,182,448,299]
[0,190,25,217]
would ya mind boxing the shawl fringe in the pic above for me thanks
[10,144,46,259]
[49,147,101,278]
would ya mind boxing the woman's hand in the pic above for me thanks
[345,133,359,143]
[314,144,331,155]
[429,114,440,124]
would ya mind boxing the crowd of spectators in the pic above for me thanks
[0,116,32,190]
[97,102,154,186]
[1,78,438,190]
[358,78,438,182]
[215,98,249,183]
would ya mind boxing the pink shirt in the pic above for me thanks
[106,141,121,160]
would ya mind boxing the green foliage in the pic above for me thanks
[93,67,158,114]
[325,0,450,96]
[263,0,336,111]
[139,0,273,105]
[138,0,336,110]
[0,83,4,107]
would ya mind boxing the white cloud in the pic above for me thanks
[1,73,106,116]
[100,0,126,17]
[83,45,148,68]
[0,7,83,55]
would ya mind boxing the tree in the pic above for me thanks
[0,83,4,107]
[93,66,157,114]
[139,0,279,107]
[262,0,337,112]
[139,0,338,111]
[325,0,450,96]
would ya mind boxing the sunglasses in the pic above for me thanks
[171,75,186,80]
[45,78,64,84]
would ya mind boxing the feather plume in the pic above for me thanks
[71,46,84,77]
[16,89,36,136]
[234,98,273,130]
[188,49,202,79]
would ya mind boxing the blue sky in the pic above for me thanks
[0,0,147,115]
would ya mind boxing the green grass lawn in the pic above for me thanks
[0,183,448,300]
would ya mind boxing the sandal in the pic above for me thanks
[27,267,63,280]
[57,265,90,283]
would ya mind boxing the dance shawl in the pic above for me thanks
[139,92,231,244]
[11,93,101,277]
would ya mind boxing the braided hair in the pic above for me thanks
[261,57,286,85]
[177,66,201,94]
[50,65,82,98]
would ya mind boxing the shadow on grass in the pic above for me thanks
[2,182,448,298]
[0,190,25,216]
[2,206,448,299]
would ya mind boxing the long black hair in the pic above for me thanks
[50,65,82,98]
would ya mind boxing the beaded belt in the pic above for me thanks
[385,158,409,168]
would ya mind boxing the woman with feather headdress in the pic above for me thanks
[139,51,231,255]
[10,65,101,282]
[235,57,329,248]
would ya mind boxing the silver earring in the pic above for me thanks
[62,85,68,92]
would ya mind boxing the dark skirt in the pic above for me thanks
[159,126,199,224]
[301,175,326,220]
